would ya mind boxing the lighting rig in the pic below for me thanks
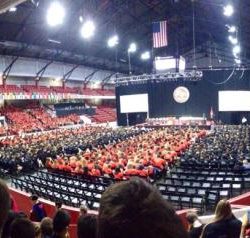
[115,71,203,86]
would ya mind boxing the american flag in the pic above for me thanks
[152,20,168,48]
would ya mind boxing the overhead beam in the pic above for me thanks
[35,60,53,81]
[63,65,79,82]
[0,0,27,14]
[101,72,117,87]
[2,56,19,83]
[0,40,130,74]
[83,70,99,86]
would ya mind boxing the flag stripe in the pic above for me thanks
[153,20,168,48]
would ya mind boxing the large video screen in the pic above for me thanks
[120,94,149,113]
[219,91,250,111]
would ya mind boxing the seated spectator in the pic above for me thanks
[200,199,241,238]
[186,212,204,238]
[79,204,88,217]
[34,223,41,238]
[77,214,97,238]
[243,159,250,171]
[30,194,47,222]
[40,217,53,238]
[10,218,36,238]
[0,179,10,237]
[53,210,70,238]
[55,201,63,212]
[98,178,188,238]
[2,211,27,238]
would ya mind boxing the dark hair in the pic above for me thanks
[40,217,53,237]
[98,178,188,238]
[53,210,70,234]
[0,179,10,230]
[30,194,39,201]
[77,215,97,238]
[2,211,28,238]
[186,212,199,225]
[55,201,63,209]
[10,218,35,238]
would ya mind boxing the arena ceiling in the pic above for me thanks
[0,0,249,74]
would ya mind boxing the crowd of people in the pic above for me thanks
[1,178,250,238]
[0,104,81,135]
[179,126,250,171]
[45,127,205,179]
[0,126,147,175]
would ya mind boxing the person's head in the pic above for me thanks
[55,201,63,211]
[10,218,35,238]
[214,199,232,222]
[34,223,41,238]
[79,205,88,217]
[53,210,70,237]
[98,178,188,238]
[40,217,53,237]
[30,194,39,205]
[186,212,198,224]
[0,179,10,231]
[2,211,28,238]
[186,212,201,230]
[77,215,97,238]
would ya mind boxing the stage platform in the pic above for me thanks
[138,116,214,130]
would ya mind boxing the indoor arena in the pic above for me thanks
[0,1,250,238]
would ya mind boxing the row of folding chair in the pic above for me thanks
[157,183,228,201]
[162,177,242,196]
[157,187,206,212]
[39,170,114,185]
[47,169,116,186]
[168,173,248,188]
[171,169,248,177]
[11,177,100,210]
[25,174,103,199]
[175,165,245,172]
[156,184,221,213]
[37,170,112,191]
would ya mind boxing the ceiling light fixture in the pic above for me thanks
[80,20,95,39]
[47,1,65,27]
[223,4,234,17]
[128,43,137,53]
[141,51,150,60]
[107,35,119,48]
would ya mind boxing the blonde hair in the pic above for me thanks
[214,199,232,222]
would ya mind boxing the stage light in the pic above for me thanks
[107,35,119,48]
[79,16,83,23]
[47,1,65,27]
[228,25,236,33]
[235,58,241,64]
[233,45,241,55]
[223,4,234,17]
[80,20,95,39]
[9,7,17,12]
[141,51,150,60]
[228,35,238,45]
[128,43,137,53]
